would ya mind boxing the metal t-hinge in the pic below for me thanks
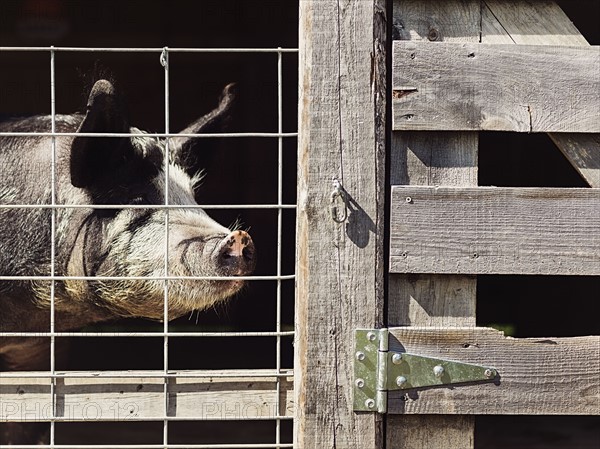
[354,328,498,413]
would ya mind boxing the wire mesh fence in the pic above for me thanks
[0,45,297,448]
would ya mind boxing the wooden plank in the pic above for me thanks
[0,370,293,421]
[389,3,480,447]
[392,41,600,133]
[389,133,478,328]
[392,0,481,42]
[482,0,589,46]
[386,327,600,415]
[550,133,600,187]
[390,132,478,187]
[388,135,478,448]
[295,0,386,448]
[390,186,600,276]
[482,0,600,187]
[388,272,477,328]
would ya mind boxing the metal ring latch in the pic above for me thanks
[330,178,348,223]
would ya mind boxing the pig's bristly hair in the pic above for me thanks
[190,170,206,191]
[229,217,250,233]
[130,128,207,197]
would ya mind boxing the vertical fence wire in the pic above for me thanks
[161,46,171,449]
[275,48,283,449]
[49,46,57,449]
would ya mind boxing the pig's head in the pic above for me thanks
[64,79,255,321]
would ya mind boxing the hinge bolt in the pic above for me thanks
[367,331,377,341]
[391,353,402,364]
[356,351,366,361]
[433,365,444,377]
[365,398,375,409]
[355,378,365,389]
[396,376,407,387]
[484,369,495,378]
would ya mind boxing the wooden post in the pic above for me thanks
[295,0,386,448]
[388,1,480,448]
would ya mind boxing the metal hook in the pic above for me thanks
[330,178,348,223]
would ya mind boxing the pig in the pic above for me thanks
[0,79,255,443]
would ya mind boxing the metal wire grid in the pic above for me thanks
[0,46,297,449]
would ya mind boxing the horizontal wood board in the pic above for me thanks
[390,186,600,275]
[392,41,600,132]
[0,370,293,422]
[386,327,599,415]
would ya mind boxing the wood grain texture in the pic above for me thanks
[388,4,599,447]
[388,274,477,328]
[550,133,600,187]
[387,415,475,449]
[0,370,293,421]
[482,0,589,46]
[482,0,600,187]
[392,0,480,43]
[389,132,478,187]
[389,2,479,447]
[386,327,600,415]
[295,0,386,448]
[392,41,600,132]
[390,186,600,275]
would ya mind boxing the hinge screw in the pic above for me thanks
[396,376,407,387]
[484,369,495,378]
[365,398,375,409]
[367,332,377,341]
[356,351,366,361]
[355,378,365,389]
[391,353,402,364]
[433,365,444,377]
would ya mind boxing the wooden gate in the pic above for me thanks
[296,1,599,448]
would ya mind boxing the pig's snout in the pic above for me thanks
[215,230,256,276]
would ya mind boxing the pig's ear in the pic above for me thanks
[171,83,236,170]
[70,80,134,188]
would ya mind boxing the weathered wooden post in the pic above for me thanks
[295,0,387,447]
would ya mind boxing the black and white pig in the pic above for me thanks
[0,79,256,373]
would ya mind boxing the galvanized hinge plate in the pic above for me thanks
[354,328,498,413]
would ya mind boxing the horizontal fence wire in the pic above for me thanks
[1,445,294,449]
[0,370,293,379]
[0,132,298,138]
[0,275,294,281]
[0,331,295,338]
[1,45,296,448]
[0,204,296,209]
[0,46,298,53]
